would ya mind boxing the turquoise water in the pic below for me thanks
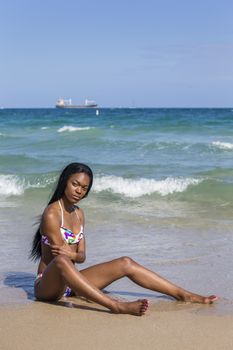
[0,108,233,312]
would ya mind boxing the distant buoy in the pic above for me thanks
[96,109,99,116]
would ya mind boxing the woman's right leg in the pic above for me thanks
[80,257,217,303]
[34,255,148,316]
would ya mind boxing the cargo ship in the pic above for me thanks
[55,98,98,108]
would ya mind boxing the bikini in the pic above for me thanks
[36,200,84,297]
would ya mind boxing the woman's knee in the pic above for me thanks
[54,255,71,271]
[118,256,135,273]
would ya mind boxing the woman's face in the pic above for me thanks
[64,172,91,203]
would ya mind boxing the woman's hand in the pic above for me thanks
[50,242,74,260]
[50,239,86,264]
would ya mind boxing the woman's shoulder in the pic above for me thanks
[40,202,61,233]
[42,201,60,222]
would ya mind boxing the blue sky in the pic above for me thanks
[1,0,233,107]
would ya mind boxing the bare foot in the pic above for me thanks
[113,299,149,316]
[179,292,218,304]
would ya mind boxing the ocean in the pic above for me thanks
[0,108,233,313]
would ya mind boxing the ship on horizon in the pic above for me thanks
[55,98,98,109]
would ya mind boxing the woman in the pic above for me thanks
[31,162,217,316]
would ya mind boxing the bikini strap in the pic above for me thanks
[74,207,81,223]
[58,200,64,227]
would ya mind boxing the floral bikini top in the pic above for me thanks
[41,200,84,246]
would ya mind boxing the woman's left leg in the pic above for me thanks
[80,257,217,303]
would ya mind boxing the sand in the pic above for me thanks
[1,298,233,350]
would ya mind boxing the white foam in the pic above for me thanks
[0,175,24,197]
[26,176,56,189]
[41,126,49,130]
[212,141,233,150]
[57,125,92,133]
[0,174,56,197]
[93,175,201,198]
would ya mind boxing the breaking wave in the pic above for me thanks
[0,173,202,199]
[0,174,56,198]
[0,175,25,196]
[1,173,232,204]
[93,175,201,198]
[57,125,93,133]
[212,141,233,150]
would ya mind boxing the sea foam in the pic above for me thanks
[212,141,233,150]
[0,174,56,197]
[93,175,201,198]
[0,175,24,197]
[57,125,92,133]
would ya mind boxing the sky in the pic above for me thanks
[0,0,233,108]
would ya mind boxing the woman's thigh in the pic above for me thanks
[34,260,67,301]
[80,257,129,290]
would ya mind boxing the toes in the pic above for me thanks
[140,299,149,314]
[203,295,218,304]
[209,295,218,303]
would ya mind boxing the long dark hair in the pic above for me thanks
[30,163,93,261]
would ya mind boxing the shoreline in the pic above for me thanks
[1,299,233,350]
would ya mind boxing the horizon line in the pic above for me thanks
[1,106,233,110]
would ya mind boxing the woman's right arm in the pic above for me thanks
[40,206,64,246]
[41,206,76,260]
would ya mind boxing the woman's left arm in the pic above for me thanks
[72,237,86,263]
[50,238,86,263]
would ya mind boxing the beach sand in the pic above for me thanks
[1,298,233,350]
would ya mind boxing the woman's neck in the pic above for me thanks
[60,197,75,213]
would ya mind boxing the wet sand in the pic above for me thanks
[1,298,233,350]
